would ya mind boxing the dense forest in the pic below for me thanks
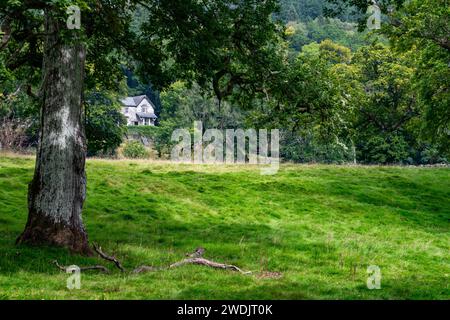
[1,0,449,165]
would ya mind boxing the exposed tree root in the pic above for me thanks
[53,260,109,273]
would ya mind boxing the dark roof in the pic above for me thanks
[136,112,158,119]
[120,95,154,108]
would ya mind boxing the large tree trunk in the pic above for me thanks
[16,11,91,255]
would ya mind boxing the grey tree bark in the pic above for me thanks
[16,11,91,255]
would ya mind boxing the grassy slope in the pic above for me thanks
[0,154,448,300]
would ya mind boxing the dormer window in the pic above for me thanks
[141,107,147,113]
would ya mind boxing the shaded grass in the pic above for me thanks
[0,154,449,299]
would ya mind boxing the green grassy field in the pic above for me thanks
[0,154,449,299]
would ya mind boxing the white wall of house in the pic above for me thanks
[123,106,136,126]
[137,99,155,114]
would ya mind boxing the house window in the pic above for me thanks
[124,107,129,114]
[141,107,147,113]
[134,121,139,126]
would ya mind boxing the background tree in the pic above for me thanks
[85,91,127,157]
[327,0,450,154]
[351,43,419,164]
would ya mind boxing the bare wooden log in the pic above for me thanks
[53,260,109,273]
[92,243,125,272]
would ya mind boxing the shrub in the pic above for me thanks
[122,141,149,159]
[126,124,177,159]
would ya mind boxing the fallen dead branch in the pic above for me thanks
[92,243,125,272]
[55,245,253,276]
[169,257,252,274]
[53,260,109,273]
[132,247,251,275]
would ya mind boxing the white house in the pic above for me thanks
[120,95,157,126]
